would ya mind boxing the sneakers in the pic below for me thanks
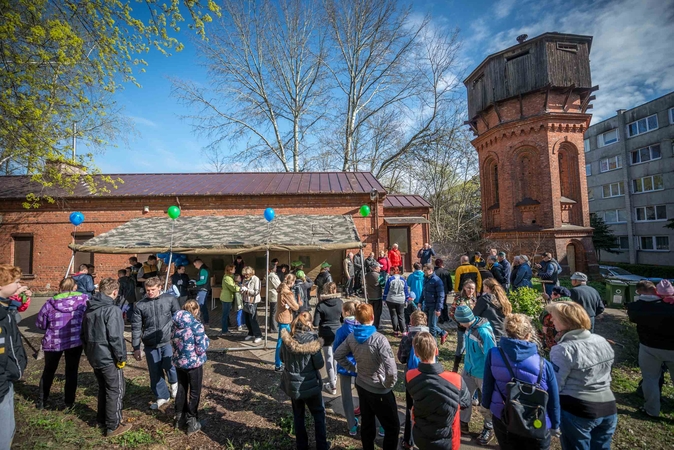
[170,382,178,399]
[378,426,385,437]
[440,332,448,346]
[254,337,262,344]
[186,416,202,436]
[349,417,360,436]
[274,365,284,372]
[354,406,361,416]
[106,422,133,438]
[323,383,337,395]
[150,398,169,410]
[244,335,255,341]
[476,427,494,446]
[175,412,187,430]
[460,421,470,435]
[237,326,243,331]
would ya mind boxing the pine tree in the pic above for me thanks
[591,213,619,260]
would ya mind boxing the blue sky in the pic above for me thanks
[93,0,674,174]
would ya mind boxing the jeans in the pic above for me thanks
[460,371,491,429]
[236,309,244,327]
[424,306,447,338]
[269,302,278,332]
[221,301,232,333]
[369,300,383,329]
[339,374,357,429]
[455,326,466,356]
[638,343,674,416]
[94,364,125,432]
[493,416,550,450]
[175,366,203,419]
[356,385,400,450]
[39,346,83,406]
[144,344,178,401]
[345,277,354,296]
[559,410,617,450]
[323,346,336,389]
[196,290,210,325]
[0,383,14,449]
[291,393,329,450]
[589,316,595,333]
[276,324,291,368]
[387,302,405,333]
[244,308,262,338]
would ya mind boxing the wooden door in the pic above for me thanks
[566,244,576,274]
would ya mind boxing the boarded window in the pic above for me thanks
[13,236,33,275]
[73,232,94,269]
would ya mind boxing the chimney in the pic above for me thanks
[516,34,528,44]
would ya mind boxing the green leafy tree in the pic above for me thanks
[665,219,674,230]
[508,287,544,324]
[590,213,619,260]
[0,0,220,206]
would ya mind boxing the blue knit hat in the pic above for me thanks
[455,305,475,324]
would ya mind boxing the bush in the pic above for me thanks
[508,287,544,322]
[607,262,674,279]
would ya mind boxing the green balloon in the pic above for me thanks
[167,205,181,220]
[359,204,371,217]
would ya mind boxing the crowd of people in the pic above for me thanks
[0,239,672,449]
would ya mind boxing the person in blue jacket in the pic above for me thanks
[421,264,447,344]
[482,313,561,450]
[512,255,533,290]
[406,263,425,308]
[332,301,359,436]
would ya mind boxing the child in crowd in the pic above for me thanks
[397,310,429,450]
[233,274,245,331]
[313,282,343,396]
[449,280,477,373]
[406,332,470,450]
[280,312,329,450]
[404,291,418,333]
[117,269,136,318]
[333,300,359,436]
[335,303,399,450]
[275,274,299,372]
[455,304,496,446]
[171,300,210,435]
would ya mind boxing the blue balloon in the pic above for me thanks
[69,211,84,226]
[264,208,275,222]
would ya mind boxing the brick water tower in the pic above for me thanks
[464,32,599,274]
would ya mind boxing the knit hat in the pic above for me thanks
[656,279,674,296]
[570,272,588,282]
[454,305,475,324]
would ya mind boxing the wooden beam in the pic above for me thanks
[493,102,503,124]
[479,111,490,130]
[581,94,596,113]
[543,84,551,112]
[562,84,576,112]
[464,120,478,135]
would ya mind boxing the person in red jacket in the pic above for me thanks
[388,244,403,274]
[377,251,390,274]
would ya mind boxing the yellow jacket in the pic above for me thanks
[453,263,482,292]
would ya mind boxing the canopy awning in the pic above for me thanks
[384,216,430,225]
[69,215,363,255]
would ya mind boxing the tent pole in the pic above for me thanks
[65,253,75,278]
[360,247,368,303]
[264,247,270,350]
[164,220,175,292]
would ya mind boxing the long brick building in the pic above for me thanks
[0,172,431,291]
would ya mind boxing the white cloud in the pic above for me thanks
[128,115,159,128]
[494,0,517,19]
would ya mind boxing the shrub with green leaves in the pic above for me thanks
[508,287,544,322]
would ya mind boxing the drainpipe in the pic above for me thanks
[615,109,636,264]
[373,194,380,255]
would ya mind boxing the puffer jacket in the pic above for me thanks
[334,324,397,394]
[280,328,324,400]
[312,293,343,346]
[35,291,88,352]
[171,310,210,369]
[383,274,410,304]
[72,272,95,296]
[512,263,533,289]
[81,292,127,369]
[550,329,615,404]
[422,273,446,312]
[0,304,27,403]
[131,292,180,350]
[333,318,357,377]
[482,337,561,429]
[463,317,495,379]
[472,293,506,340]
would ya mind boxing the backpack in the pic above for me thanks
[551,259,563,276]
[495,348,549,440]
[407,345,421,370]
[388,276,406,302]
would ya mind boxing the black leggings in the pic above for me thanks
[244,308,262,338]
[387,302,405,333]
[175,366,204,418]
[40,346,83,405]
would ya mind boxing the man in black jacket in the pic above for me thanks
[487,256,507,286]
[131,276,180,410]
[569,272,604,332]
[170,265,190,306]
[433,259,452,323]
[81,277,131,438]
[628,280,674,418]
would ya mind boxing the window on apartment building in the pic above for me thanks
[584,138,591,153]
[635,205,667,222]
[12,235,34,276]
[601,209,627,224]
[586,164,592,176]
[612,236,630,251]
[627,114,658,137]
[669,107,674,124]
[600,155,622,172]
[640,236,670,251]
[633,175,664,194]
[602,181,624,198]
[598,129,619,147]
[631,144,661,165]
[588,188,594,201]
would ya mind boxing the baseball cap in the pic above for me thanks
[321,262,332,269]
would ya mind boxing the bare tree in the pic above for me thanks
[203,147,228,172]
[172,0,327,171]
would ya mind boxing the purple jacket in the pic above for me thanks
[36,292,88,352]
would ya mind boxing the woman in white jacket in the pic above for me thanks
[547,301,617,450]
[241,266,262,343]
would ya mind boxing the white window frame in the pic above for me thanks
[635,205,667,222]
[639,236,670,252]
[584,138,590,153]
[599,155,622,173]
[602,182,624,198]
[601,209,627,224]
[598,129,619,147]
[611,236,630,251]
[631,144,662,165]
[585,164,592,176]
[632,175,664,194]
[627,114,658,138]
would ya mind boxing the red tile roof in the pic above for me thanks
[383,194,431,208]
[0,172,386,199]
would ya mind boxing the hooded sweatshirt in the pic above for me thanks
[334,324,397,394]
[81,292,127,369]
[463,317,495,379]
[482,337,561,429]
[0,304,27,403]
[171,310,210,369]
[72,272,95,297]
[406,270,425,304]
[627,294,674,350]
[333,317,358,377]
[36,291,88,352]
[312,293,343,346]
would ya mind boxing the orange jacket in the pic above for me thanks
[388,249,402,267]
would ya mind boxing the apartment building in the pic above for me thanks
[585,92,674,265]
